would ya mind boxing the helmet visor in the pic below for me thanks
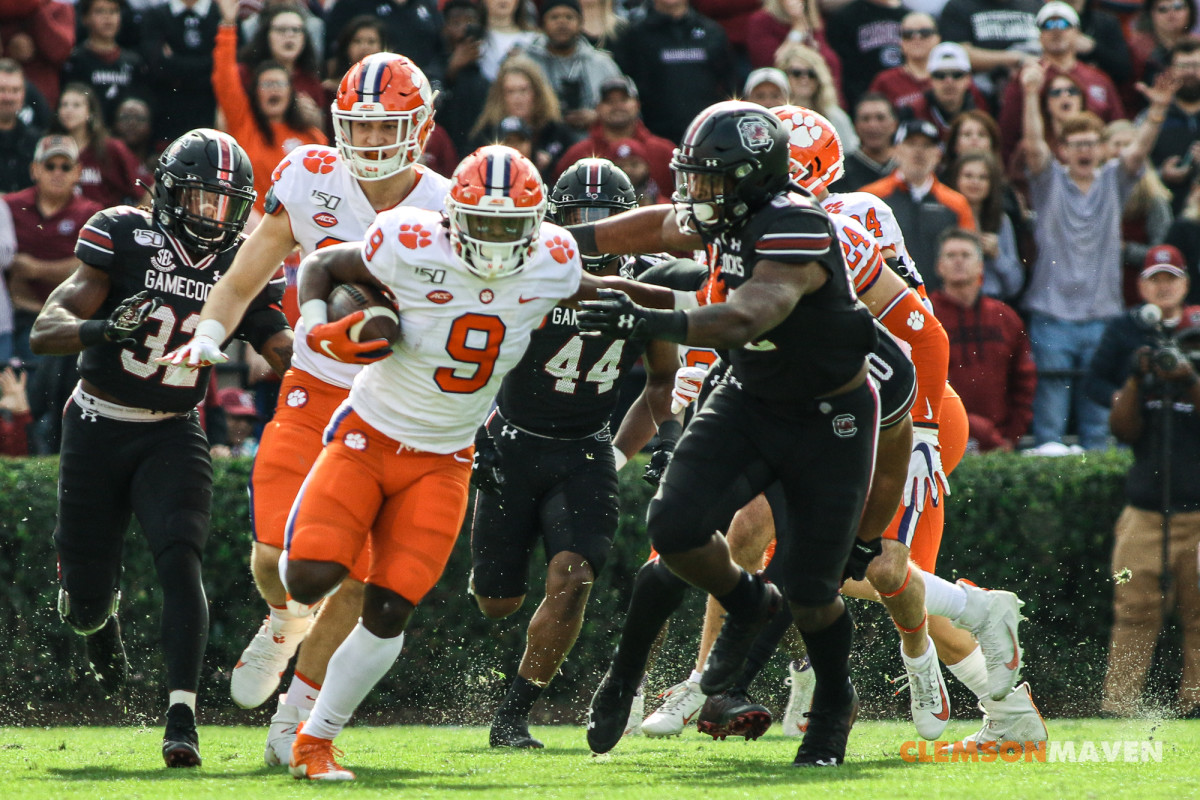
[553,204,627,227]
[178,183,254,243]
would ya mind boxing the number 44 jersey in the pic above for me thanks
[349,206,583,454]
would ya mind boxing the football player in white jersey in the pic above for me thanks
[161,53,450,765]
[280,145,677,780]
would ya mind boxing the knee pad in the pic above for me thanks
[58,588,119,635]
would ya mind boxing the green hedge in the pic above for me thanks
[0,449,1174,726]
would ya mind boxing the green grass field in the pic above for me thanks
[1,719,1197,799]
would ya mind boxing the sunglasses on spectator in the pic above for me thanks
[270,25,304,34]
[931,70,967,80]
[1154,1,1188,11]
[1048,86,1081,97]
[1039,18,1074,30]
[40,161,75,172]
[901,28,937,39]
[787,68,818,80]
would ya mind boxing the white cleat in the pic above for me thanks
[642,679,705,737]
[958,682,1048,753]
[624,690,645,737]
[781,657,814,737]
[953,582,1025,701]
[897,639,951,740]
[264,695,310,767]
[231,616,312,709]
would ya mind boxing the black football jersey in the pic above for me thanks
[706,192,877,403]
[495,255,660,437]
[74,206,288,413]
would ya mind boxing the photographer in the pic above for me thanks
[1085,244,1200,718]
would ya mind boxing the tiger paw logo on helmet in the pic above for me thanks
[398,223,432,249]
[786,114,824,149]
[303,150,337,175]
[545,235,575,264]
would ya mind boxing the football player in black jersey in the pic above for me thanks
[572,101,881,767]
[29,129,293,768]
[469,158,683,748]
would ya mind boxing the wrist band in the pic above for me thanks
[195,318,227,345]
[300,299,328,330]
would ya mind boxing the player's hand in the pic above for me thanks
[842,537,882,583]
[472,425,505,496]
[577,289,646,340]
[670,366,707,414]
[160,334,228,368]
[904,426,950,508]
[306,311,393,364]
[104,291,161,346]
[642,419,682,487]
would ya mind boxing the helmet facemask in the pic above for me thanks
[671,165,745,236]
[333,106,433,181]
[448,202,544,280]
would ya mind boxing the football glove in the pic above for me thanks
[161,332,227,368]
[81,290,161,348]
[306,311,392,364]
[904,426,950,509]
[670,365,708,414]
[472,425,505,496]
[643,419,682,487]
[576,289,687,344]
[842,537,882,583]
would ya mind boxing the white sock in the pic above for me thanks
[169,690,196,713]
[901,636,936,666]
[688,669,703,684]
[946,646,989,701]
[285,671,321,711]
[302,624,404,741]
[268,603,310,635]
[922,571,967,620]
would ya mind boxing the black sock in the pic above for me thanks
[730,600,795,694]
[496,675,543,721]
[713,570,759,617]
[611,560,689,681]
[798,605,854,704]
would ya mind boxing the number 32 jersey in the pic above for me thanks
[349,206,583,453]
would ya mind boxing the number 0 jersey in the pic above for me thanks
[267,145,452,389]
[347,207,583,453]
[75,206,288,412]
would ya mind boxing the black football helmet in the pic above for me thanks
[670,101,789,235]
[152,128,256,254]
[548,157,638,272]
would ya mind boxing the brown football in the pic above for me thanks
[327,282,401,344]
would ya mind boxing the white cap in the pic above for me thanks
[744,68,791,99]
[1036,1,1080,28]
[926,42,971,74]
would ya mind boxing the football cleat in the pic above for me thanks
[264,695,309,767]
[793,679,859,767]
[953,582,1024,700]
[587,668,640,755]
[782,657,814,737]
[700,577,783,695]
[162,703,201,768]
[696,689,772,741]
[624,689,644,737]
[895,638,951,740]
[958,682,1048,754]
[230,615,312,709]
[84,616,129,697]
[290,724,355,781]
[489,715,545,749]
[642,679,705,737]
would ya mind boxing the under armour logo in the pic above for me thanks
[619,314,635,330]
[80,409,99,422]
[500,425,518,439]
[211,271,221,282]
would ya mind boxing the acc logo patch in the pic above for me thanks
[343,430,368,451]
[152,248,176,271]
[427,290,453,304]
[398,223,432,249]
[832,414,857,438]
[286,387,309,408]
[302,150,337,175]
[479,289,494,304]
[134,229,164,248]
[737,115,774,153]
[313,212,338,228]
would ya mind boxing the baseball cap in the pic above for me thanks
[1036,1,1080,28]
[926,42,971,74]
[894,118,941,145]
[34,134,79,164]
[540,0,582,20]
[1141,244,1188,279]
[218,387,259,418]
[743,68,790,98]
[599,75,639,100]
[498,116,532,139]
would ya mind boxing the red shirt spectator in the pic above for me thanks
[744,0,842,94]
[692,0,762,55]
[0,0,74,108]
[0,364,31,456]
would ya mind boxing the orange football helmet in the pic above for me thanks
[446,145,547,280]
[772,105,844,195]
[333,53,437,181]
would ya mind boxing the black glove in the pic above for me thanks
[842,537,882,583]
[576,289,688,344]
[471,425,505,496]
[80,291,162,347]
[642,419,682,487]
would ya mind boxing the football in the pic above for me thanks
[326,282,401,345]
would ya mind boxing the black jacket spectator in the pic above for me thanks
[323,0,443,85]
[825,0,907,108]
[139,0,220,145]
[62,45,147,128]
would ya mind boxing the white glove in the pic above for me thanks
[904,426,950,508]
[670,366,708,414]
[160,334,228,368]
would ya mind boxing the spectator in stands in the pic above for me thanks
[868,12,939,113]
[908,42,989,139]
[323,0,442,82]
[213,0,326,214]
[552,75,674,193]
[743,68,790,108]
[1129,0,1197,90]
[470,55,575,175]
[0,199,14,362]
[611,0,731,143]
[831,92,898,192]
[212,387,261,459]
[140,0,220,146]
[862,118,976,289]
[930,228,1036,452]
[0,0,74,108]
[775,41,857,152]
[241,0,324,66]
[998,2,1126,164]
[579,0,626,50]
[746,0,840,93]
[611,137,664,203]
[0,361,31,456]
[947,152,1025,300]
[1059,0,1134,92]
[0,59,41,194]
[526,0,622,136]
[937,0,1039,101]
[238,4,324,128]
[4,135,100,367]
[1085,246,1200,718]
[111,96,155,172]
[62,0,147,128]
[1106,118,1174,306]
[1165,174,1200,303]
[436,0,490,156]
[478,0,539,83]
[50,83,145,208]
[1150,38,1200,216]
[1019,59,1175,451]
[825,0,908,109]
[322,16,388,106]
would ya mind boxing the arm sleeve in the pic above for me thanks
[234,276,290,352]
[878,286,950,430]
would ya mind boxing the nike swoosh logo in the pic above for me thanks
[682,710,699,725]
[934,684,950,721]
[519,296,541,304]
[318,341,342,361]
[923,398,933,420]
[453,453,471,463]
[1005,628,1021,671]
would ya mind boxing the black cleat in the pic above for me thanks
[696,689,772,741]
[586,668,639,755]
[792,680,859,767]
[162,703,202,768]
[84,616,129,696]
[700,578,782,695]
[489,715,545,749]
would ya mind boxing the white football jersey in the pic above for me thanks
[821,191,917,275]
[269,144,451,389]
[348,206,584,453]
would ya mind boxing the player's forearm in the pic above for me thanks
[29,304,88,355]
[612,391,657,459]
[569,204,691,256]
[258,329,294,377]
